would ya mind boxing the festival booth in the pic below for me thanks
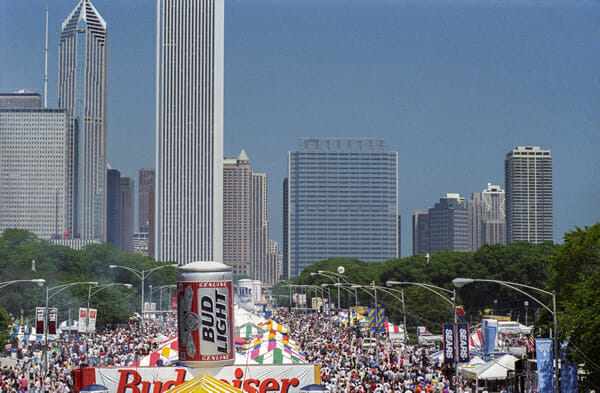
[165,373,243,393]
[234,307,264,328]
[384,321,406,342]
[462,354,519,392]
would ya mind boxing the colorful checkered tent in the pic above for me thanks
[242,329,301,352]
[241,338,305,365]
[131,335,178,366]
[234,323,265,340]
[257,319,290,333]
[164,373,242,393]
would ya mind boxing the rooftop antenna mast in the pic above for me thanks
[44,5,49,108]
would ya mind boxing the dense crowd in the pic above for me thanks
[1,316,177,393]
[277,310,472,393]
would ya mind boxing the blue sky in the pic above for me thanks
[1,0,599,257]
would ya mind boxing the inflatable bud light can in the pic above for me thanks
[177,261,234,367]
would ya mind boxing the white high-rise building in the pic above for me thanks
[58,0,108,241]
[156,0,224,263]
[505,146,553,244]
[0,99,68,239]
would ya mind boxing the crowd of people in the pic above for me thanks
[2,308,493,393]
[1,316,177,393]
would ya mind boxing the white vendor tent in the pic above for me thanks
[463,354,519,381]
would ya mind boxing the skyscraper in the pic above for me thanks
[428,193,468,253]
[481,183,506,246]
[58,0,107,241]
[467,193,483,251]
[106,168,121,248]
[287,138,398,278]
[156,0,224,264]
[0,93,67,240]
[138,168,155,257]
[223,151,251,275]
[120,177,135,253]
[505,146,553,244]
[412,210,430,255]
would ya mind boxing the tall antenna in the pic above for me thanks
[44,5,49,108]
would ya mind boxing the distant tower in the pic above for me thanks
[106,168,121,248]
[412,210,430,255]
[156,0,224,263]
[58,0,108,241]
[505,146,553,243]
[481,183,506,246]
[120,177,135,253]
[138,168,155,257]
[428,193,468,253]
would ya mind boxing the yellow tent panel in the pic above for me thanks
[165,373,243,393]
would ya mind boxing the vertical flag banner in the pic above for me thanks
[457,323,470,363]
[36,307,45,334]
[443,324,456,364]
[88,308,97,333]
[560,344,579,393]
[78,308,87,333]
[48,308,57,334]
[536,338,554,393]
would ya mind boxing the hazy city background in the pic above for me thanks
[1,0,598,257]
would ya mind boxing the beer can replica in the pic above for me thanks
[177,261,234,367]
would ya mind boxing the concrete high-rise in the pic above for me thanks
[120,177,135,253]
[138,168,155,257]
[482,183,506,246]
[467,193,483,251]
[223,151,251,276]
[505,146,553,243]
[0,94,67,240]
[412,210,430,255]
[156,0,224,264]
[58,0,108,241]
[287,138,398,278]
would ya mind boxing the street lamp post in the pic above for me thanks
[313,268,347,311]
[524,300,529,326]
[453,277,559,393]
[109,263,178,342]
[0,279,45,290]
[44,281,98,375]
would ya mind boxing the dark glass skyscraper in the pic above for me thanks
[287,139,398,278]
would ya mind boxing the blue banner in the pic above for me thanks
[367,308,385,333]
[561,343,578,393]
[457,323,470,363]
[536,338,554,393]
[443,324,456,364]
[482,319,497,354]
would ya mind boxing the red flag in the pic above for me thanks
[528,335,535,352]
[456,306,466,316]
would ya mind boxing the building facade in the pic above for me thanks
[120,177,135,253]
[156,0,224,264]
[138,168,155,257]
[428,193,468,253]
[58,0,108,241]
[223,151,251,276]
[0,102,67,240]
[106,168,121,248]
[505,146,553,244]
[482,183,506,246]
[287,138,398,278]
[412,210,430,255]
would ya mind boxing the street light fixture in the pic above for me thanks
[452,277,559,392]
[0,278,46,290]
[109,263,178,341]
[313,269,347,311]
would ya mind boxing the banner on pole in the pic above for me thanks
[443,324,456,364]
[536,338,554,393]
[78,308,87,333]
[457,323,470,363]
[88,308,97,333]
[48,308,57,334]
[36,307,45,334]
[560,343,578,393]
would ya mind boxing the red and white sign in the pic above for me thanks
[80,364,318,393]
[178,281,234,364]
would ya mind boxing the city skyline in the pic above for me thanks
[1,0,598,257]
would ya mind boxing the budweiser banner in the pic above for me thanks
[457,323,470,363]
[443,324,456,364]
[88,308,97,333]
[88,364,318,393]
[36,307,45,334]
[536,338,554,393]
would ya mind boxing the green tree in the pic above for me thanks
[0,305,11,349]
[552,223,600,391]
